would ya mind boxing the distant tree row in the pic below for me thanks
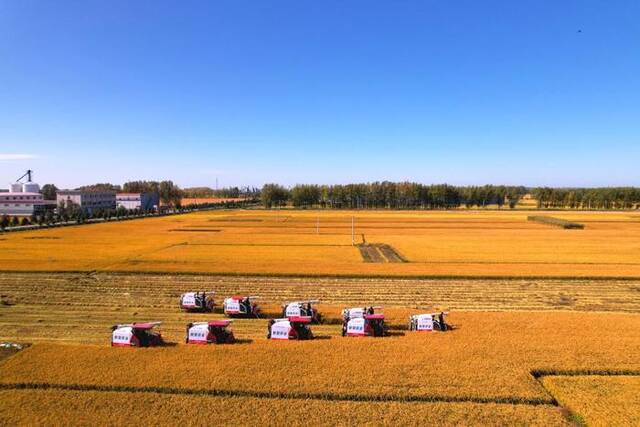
[181,186,260,199]
[261,182,529,209]
[531,187,640,209]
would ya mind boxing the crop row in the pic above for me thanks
[0,389,568,426]
[2,311,639,402]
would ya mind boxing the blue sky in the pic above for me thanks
[1,1,639,189]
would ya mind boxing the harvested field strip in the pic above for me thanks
[358,244,385,262]
[528,216,585,229]
[358,244,406,263]
[0,382,555,405]
[1,273,640,314]
[169,228,220,232]
[378,244,407,262]
[186,243,352,247]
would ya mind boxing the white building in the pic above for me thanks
[0,182,52,216]
[57,190,116,214]
[116,192,159,211]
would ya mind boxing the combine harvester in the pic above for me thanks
[185,320,235,344]
[180,291,215,312]
[281,300,323,323]
[267,316,314,340]
[342,306,387,337]
[409,312,451,332]
[111,322,164,347]
[223,296,261,318]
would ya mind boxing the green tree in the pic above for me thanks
[0,215,9,230]
[159,181,182,206]
[261,184,289,208]
[41,184,58,200]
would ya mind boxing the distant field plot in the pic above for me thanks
[1,210,640,277]
[542,376,640,426]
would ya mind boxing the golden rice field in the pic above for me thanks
[0,272,639,425]
[541,376,640,426]
[1,209,640,425]
[1,209,640,277]
[0,390,568,426]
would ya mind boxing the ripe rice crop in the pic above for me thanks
[2,312,638,403]
[541,376,640,426]
[0,210,639,277]
[0,389,568,426]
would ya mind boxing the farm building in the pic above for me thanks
[116,192,159,211]
[57,190,116,214]
[0,181,54,216]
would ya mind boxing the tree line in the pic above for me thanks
[531,187,640,209]
[260,182,640,210]
[181,186,260,199]
[261,182,528,209]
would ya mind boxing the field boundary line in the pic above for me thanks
[0,382,555,406]
[2,270,640,281]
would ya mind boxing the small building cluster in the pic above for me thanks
[1,170,160,218]
[56,190,117,215]
[116,192,159,211]
[0,180,55,217]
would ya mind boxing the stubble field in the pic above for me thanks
[1,209,639,425]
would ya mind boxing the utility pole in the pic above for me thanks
[351,216,355,245]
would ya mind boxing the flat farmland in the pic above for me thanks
[0,272,639,425]
[1,209,640,277]
[1,209,640,425]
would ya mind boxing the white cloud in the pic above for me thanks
[0,154,38,161]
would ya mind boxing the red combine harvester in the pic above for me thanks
[180,291,215,312]
[185,320,235,344]
[341,306,387,337]
[267,316,314,340]
[223,296,261,317]
[281,300,322,323]
[111,322,164,347]
[409,312,451,332]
